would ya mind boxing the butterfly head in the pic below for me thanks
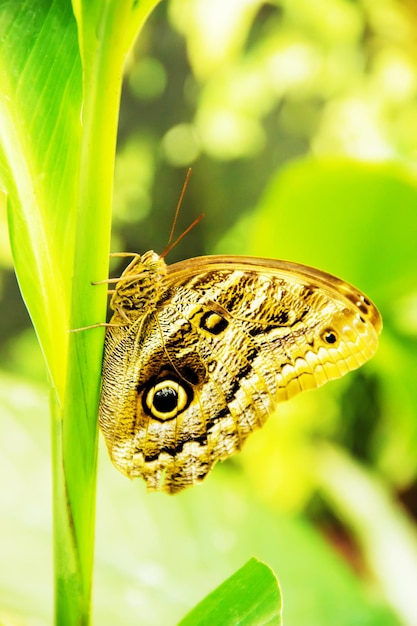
[109,251,168,323]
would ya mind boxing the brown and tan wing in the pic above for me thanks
[99,255,382,494]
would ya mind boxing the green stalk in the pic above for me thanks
[53,1,161,623]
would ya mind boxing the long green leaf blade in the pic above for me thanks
[0,0,82,396]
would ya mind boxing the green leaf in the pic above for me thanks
[0,0,82,395]
[178,558,282,626]
[0,0,161,623]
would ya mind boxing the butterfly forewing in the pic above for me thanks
[99,253,382,494]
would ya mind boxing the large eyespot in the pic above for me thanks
[143,378,192,420]
[199,311,229,335]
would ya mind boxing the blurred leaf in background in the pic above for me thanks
[1,0,417,625]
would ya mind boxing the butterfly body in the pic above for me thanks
[99,252,382,494]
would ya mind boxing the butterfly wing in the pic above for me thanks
[99,255,382,494]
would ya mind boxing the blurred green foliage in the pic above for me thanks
[1,0,417,624]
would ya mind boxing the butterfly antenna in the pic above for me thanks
[160,167,204,258]
[161,214,205,259]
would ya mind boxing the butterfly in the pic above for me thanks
[99,250,382,494]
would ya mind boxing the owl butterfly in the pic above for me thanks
[99,244,382,494]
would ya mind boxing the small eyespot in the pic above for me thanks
[199,311,228,335]
[322,329,337,345]
[144,379,190,420]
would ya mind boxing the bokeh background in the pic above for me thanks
[1,1,417,624]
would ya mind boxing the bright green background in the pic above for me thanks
[1,1,416,625]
